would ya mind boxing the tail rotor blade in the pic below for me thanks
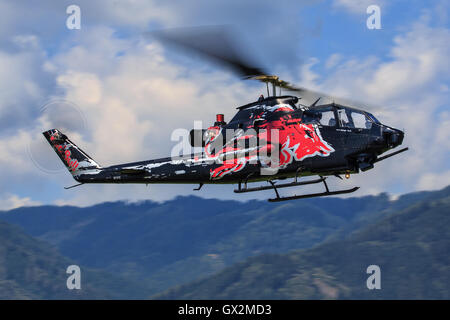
[28,100,87,174]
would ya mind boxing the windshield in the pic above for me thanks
[366,112,381,124]
[338,107,374,129]
[302,106,337,126]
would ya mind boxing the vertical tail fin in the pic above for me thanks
[42,129,101,176]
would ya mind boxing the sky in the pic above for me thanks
[0,0,449,209]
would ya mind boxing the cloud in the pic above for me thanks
[0,25,263,206]
[0,0,322,73]
[417,171,450,191]
[0,131,36,173]
[365,23,450,104]
[42,15,450,204]
[333,0,385,14]
[0,193,41,211]
[45,27,256,164]
[297,16,450,195]
[0,39,53,132]
[325,53,342,70]
[0,1,449,208]
[0,0,173,43]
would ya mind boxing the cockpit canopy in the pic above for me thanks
[227,95,380,130]
[304,104,380,129]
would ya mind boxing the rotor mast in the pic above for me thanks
[249,75,295,97]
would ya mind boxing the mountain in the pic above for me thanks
[1,187,448,298]
[0,193,397,295]
[0,221,149,299]
[154,186,450,299]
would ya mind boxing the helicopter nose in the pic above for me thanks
[383,126,404,148]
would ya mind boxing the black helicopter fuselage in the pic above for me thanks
[43,96,405,195]
[43,24,409,200]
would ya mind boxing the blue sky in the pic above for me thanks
[0,0,448,209]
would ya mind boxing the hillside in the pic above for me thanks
[154,187,450,299]
[0,221,148,299]
[0,194,397,294]
[1,187,448,298]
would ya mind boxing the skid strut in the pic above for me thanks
[268,176,359,202]
[268,186,360,202]
[234,177,325,193]
[234,175,359,202]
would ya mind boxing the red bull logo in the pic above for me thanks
[279,123,334,167]
[53,143,79,172]
[204,115,335,180]
[205,127,256,179]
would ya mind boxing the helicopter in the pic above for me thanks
[42,27,408,202]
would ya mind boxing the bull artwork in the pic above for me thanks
[279,123,335,166]
[205,126,260,180]
[204,107,336,180]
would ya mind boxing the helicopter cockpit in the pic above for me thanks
[304,104,379,130]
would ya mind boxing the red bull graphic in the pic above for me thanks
[205,127,258,179]
[49,132,79,171]
[53,143,79,171]
[204,105,335,180]
[48,131,80,172]
[209,157,247,179]
[278,123,334,167]
[43,129,102,178]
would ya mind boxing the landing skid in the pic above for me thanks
[234,177,325,193]
[234,174,359,202]
[268,186,359,202]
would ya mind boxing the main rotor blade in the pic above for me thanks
[148,26,380,111]
[150,26,267,79]
[279,83,377,110]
